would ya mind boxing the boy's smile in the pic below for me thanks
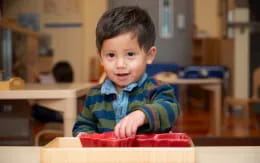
[99,32,156,92]
[116,73,130,80]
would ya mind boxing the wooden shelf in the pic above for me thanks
[0,21,38,37]
[0,21,39,82]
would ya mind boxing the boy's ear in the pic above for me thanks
[146,46,157,64]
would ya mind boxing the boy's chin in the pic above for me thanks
[116,84,127,89]
[113,80,130,86]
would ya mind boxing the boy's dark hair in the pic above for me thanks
[52,61,74,82]
[96,6,155,53]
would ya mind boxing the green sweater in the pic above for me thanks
[72,77,180,137]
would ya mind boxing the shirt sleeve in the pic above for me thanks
[72,90,98,137]
[136,83,180,133]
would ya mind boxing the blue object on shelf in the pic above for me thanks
[178,65,230,96]
[178,65,229,79]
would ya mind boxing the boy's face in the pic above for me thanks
[99,32,156,91]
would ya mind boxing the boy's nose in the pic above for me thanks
[115,58,126,68]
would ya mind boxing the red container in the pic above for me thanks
[133,134,155,147]
[134,133,192,147]
[80,132,135,147]
[80,132,192,147]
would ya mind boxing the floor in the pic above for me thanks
[178,108,260,137]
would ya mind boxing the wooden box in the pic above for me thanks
[41,137,195,163]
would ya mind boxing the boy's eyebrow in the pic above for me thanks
[101,49,116,53]
[118,49,139,53]
[102,47,138,53]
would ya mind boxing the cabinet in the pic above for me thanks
[192,38,221,65]
[192,38,234,67]
[38,56,53,73]
[0,100,33,145]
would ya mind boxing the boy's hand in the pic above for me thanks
[76,132,87,137]
[114,110,146,138]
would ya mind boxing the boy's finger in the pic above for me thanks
[131,123,138,136]
[114,123,120,137]
[118,120,127,138]
[125,121,134,137]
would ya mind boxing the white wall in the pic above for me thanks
[40,0,84,82]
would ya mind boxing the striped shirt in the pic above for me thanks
[101,74,148,123]
[72,76,180,137]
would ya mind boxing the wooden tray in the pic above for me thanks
[41,137,195,163]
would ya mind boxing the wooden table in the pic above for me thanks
[0,146,41,163]
[155,76,222,136]
[0,83,95,137]
[1,146,260,163]
[195,146,260,163]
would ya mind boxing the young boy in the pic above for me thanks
[73,6,180,138]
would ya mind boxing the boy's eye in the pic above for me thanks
[127,52,135,57]
[107,53,115,57]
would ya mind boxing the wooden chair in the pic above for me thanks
[223,67,260,133]
[34,122,63,146]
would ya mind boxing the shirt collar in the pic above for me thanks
[101,73,147,95]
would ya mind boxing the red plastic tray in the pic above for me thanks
[80,132,192,147]
[134,133,192,147]
[80,132,135,147]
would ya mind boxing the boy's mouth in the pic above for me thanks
[116,73,129,76]
[115,73,130,80]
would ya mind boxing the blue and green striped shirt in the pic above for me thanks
[72,76,180,137]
